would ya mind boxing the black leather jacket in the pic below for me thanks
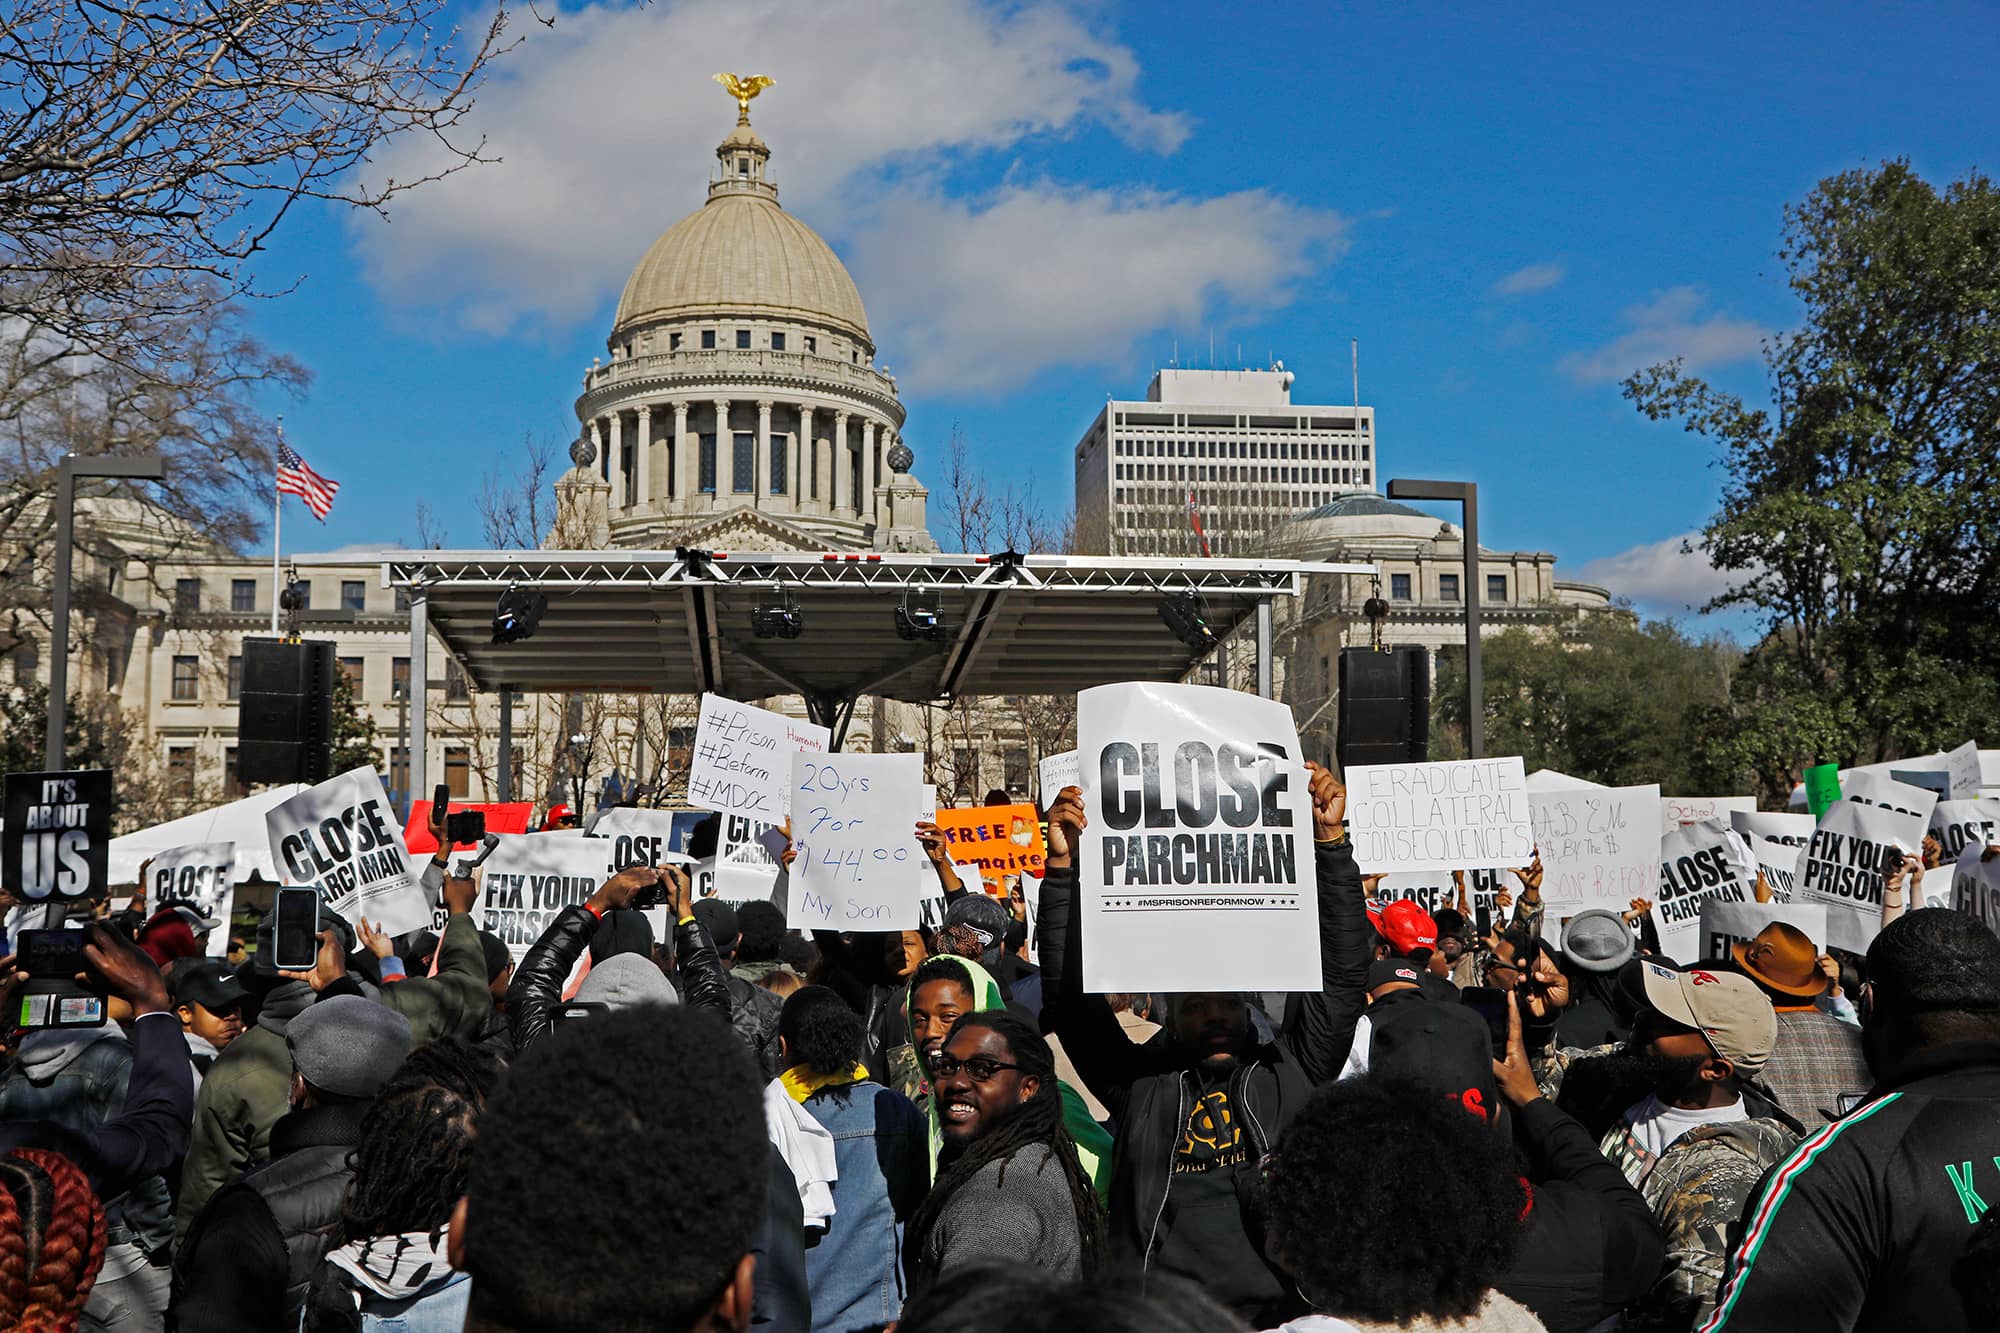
[507,905,732,1054]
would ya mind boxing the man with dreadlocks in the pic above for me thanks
[905,1011,1104,1297]
[301,1039,504,1331]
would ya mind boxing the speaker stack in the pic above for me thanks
[1336,645,1431,772]
[237,638,335,785]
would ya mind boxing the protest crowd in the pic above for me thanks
[1,687,1998,1333]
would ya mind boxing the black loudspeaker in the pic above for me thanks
[237,638,335,785]
[1337,645,1431,772]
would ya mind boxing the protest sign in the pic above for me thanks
[3,769,112,901]
[1374,868,1506,930]
[1889,769,1950,799]
[919,786,937,824]
[1039,750,1080,801]
[1655,818,1757,963]
[264,766,429,935]
[1525,769,1602,793]
[1749,835,1804,902]
[588,807,697,872]
[1730,810,1816,848]
[1346,757,1533,873]
[934,804,1046,887]
[1077,681,1318,993]
[1660,795,1757,835]
[688,694,829,819]
[788,752,925,931]
[467,834,616,961]
[1932,799,2000,863]
[713,814,785,902]
[144,843,236,956]
[1699,900,1830,963]
[1804,764,1842,817]
[1796,782,1934,952]
[1947,740,1984,800]
[1951,845,2000,935]
[403,801,534,855]
[1842,770,1940,826]
[1530,784,1662,907]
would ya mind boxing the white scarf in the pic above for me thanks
[763,1078,839,1232]
[327,1227,456,1302]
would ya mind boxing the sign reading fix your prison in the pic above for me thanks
[264,766,429,935]
[1345,757,1534,873]
[1796,775,1936,953]
[688,695,830,819]
[934,805,1045,887]
[1077,682,1319,993]
[145,843,236,956]
[467,834,621,963]
[3,769,112,901]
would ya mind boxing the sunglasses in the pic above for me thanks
[929,1054,1021,1083]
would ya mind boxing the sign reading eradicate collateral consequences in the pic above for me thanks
[1077,682,1319,993]
[1345,757,1534,873]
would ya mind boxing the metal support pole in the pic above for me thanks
[498,688,514,802]
[47,453,165,769]
[1255,598,1275,700]
[409,590,428,808]
[1388,478,1484,759]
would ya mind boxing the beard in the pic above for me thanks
[1559,1048,1711,1128]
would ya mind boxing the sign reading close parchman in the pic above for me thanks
[1655,818,1757,963]
[263,766,429,935]
[146,843,236,956]
[1077,682,1318,993]
[1345,757,1533,873]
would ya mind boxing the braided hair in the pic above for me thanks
[0,1148,108,1333]
[906,1012,1103,1278]
[305,1041,503,1333]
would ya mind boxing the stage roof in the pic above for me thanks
[315,550,1375,717]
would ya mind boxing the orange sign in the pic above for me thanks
[934,803,1046,886]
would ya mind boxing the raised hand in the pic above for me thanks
[1045,786,1087,867]
[1304,761,1346,841]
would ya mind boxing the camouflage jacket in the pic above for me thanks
[1616,1116,1797,1330]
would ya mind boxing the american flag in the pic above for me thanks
[1187,489,1211,558]
[277,442,340,520]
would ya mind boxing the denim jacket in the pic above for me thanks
[797,1080,928,1333]
[0,1027,175,1253]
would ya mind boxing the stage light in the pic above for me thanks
[751,587,803,639]
[895,587,949,642]
[492,586,547,644]
[1159,592,1217,649]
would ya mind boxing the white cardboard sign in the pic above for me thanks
[1931,799,2000,864]
[1039,750,1081,802]
[688,695,830,819]
[1950,845,2000,935]
[1077,682,1319,993]
[1749,835,1804,903]
[787,753,926,931]
[1655,818,1758,963]
[1796,780,1935,953]
[1530,784,1662,907]
[265,767,429,935]
[1661,795,1758,835]
[1947,740,1985,800]
[469,834,620,962]
[1730,810,1816,848]
[1698,900,1830,961]
[144,842,236,957]
[1346,757,1533,873]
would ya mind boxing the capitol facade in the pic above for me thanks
[561,100,935,555]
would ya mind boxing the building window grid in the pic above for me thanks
[231,579,256,613]
[171,655,198,701]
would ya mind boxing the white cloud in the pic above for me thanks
[1492,261,1564,296]
[345,0,1341,392]
[1559,285,1766,384]
[1572,532,1741,613]
[850,184,1344,393]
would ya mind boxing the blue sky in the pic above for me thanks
[248,0,2000,629]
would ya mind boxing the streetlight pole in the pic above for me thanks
[1386,478,1483,759]
[47,453,167,769]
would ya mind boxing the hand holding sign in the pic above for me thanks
[1305,762,1346,842]
[1044,786,1086,866]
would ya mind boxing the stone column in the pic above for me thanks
[713,398,732,496]
[755,400,774,507]
[673,401,692,502]
[860,419,878,523]
[588,418,604,481]
[607,411,625,509]
[635,404,652,506]
[834,412,853,514]
[795,403,812,506]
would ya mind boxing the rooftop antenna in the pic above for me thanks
[1352,337,1363,489]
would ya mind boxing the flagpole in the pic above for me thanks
[271,418,283,635]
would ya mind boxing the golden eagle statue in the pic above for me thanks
[712,72,775,125]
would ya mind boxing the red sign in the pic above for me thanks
[403,801,535,855]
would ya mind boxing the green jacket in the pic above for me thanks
[375,912,492,1045]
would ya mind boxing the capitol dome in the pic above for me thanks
[612,123,872,347]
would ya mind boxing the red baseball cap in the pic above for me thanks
[1366,899,1439,956]
[542,803,575,830]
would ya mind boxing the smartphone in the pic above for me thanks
[554,1000,609,1024]
[17,929,89,979]
[273,887,322,970]
[1474,904,1493,940]
[1459,986,1512,1056]
[432,783,450,813]
[445,810,486,845]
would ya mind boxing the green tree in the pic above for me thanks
[1624,161,2000,775]
[327,668,381,777]
[1431,615,1739,793]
